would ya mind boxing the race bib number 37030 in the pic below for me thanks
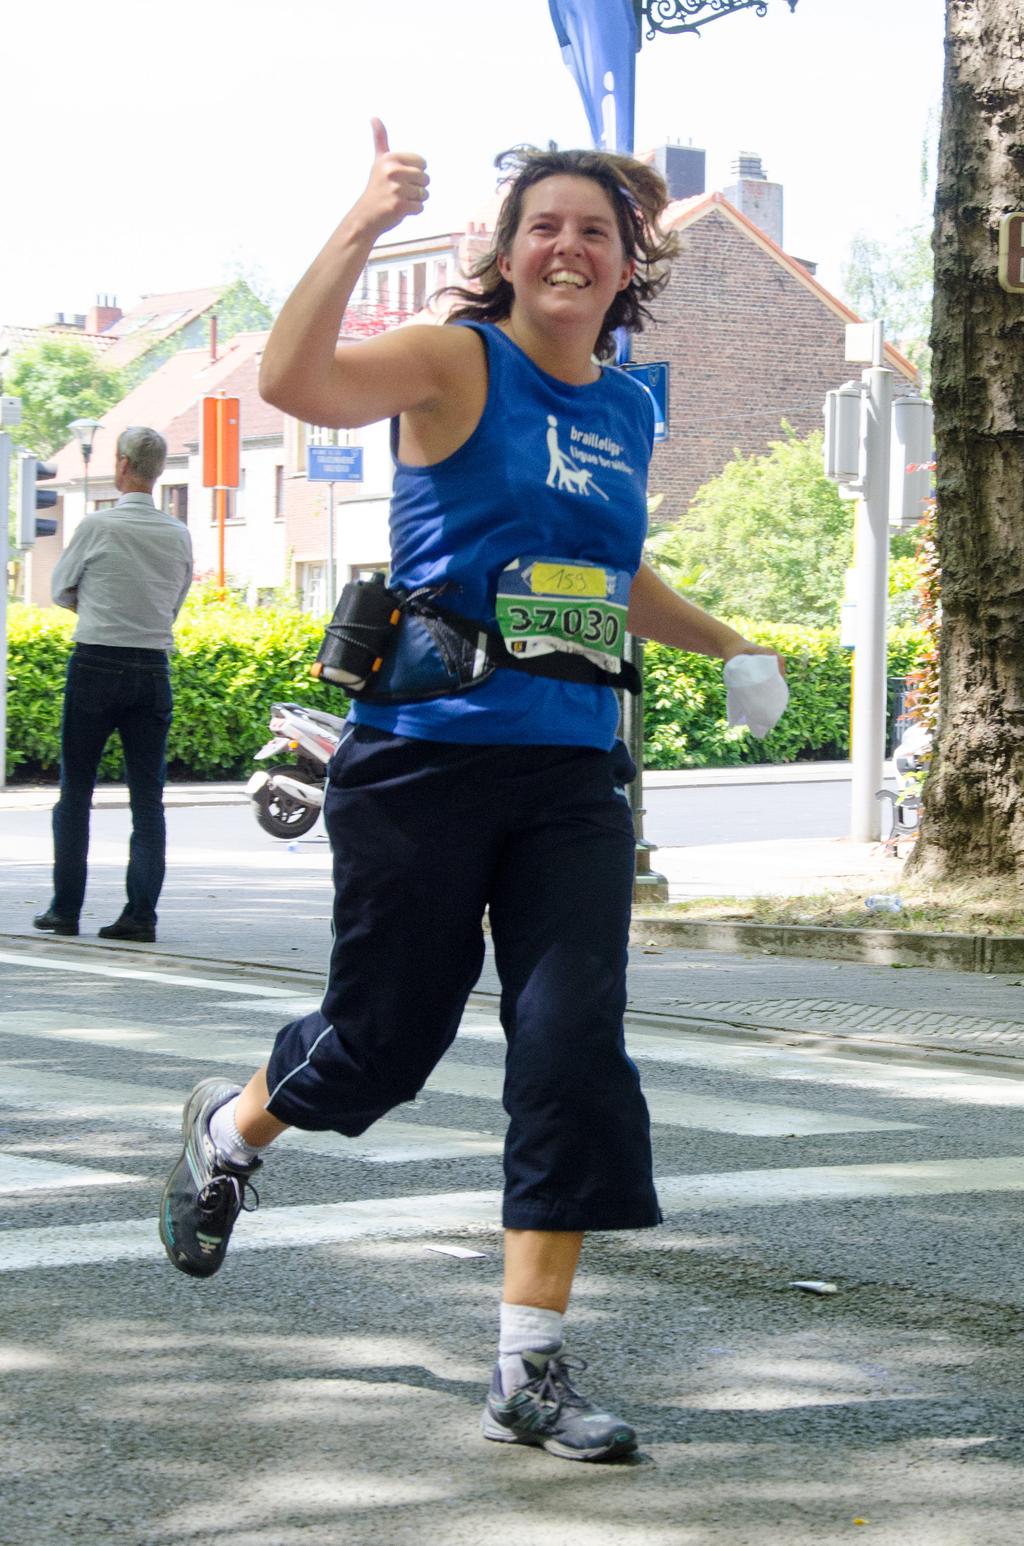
[494,556,632,675]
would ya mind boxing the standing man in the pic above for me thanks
[33,426,193,944]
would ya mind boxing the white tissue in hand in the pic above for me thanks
[723,653,788,738]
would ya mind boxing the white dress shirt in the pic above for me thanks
[51,493,193,651]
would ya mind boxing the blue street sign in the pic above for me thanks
[621,361,669,443]
[307,445,364,482]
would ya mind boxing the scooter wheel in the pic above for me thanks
[251,764,321,839]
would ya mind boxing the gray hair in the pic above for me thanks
[117,426,167,484]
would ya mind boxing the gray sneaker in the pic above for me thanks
[159,1079,260,1278]
[482,1347,638,1461]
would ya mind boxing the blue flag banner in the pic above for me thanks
[548,0,638,155]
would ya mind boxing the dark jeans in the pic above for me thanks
[51,644,173,925]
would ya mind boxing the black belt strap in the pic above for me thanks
[412,601,641,695]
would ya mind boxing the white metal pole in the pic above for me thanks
[0,431,10,791]
[327,481,336,608]
[849,350,893,841]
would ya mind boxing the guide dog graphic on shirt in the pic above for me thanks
[545,416,610,500]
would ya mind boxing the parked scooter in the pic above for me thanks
[245,701,345,838]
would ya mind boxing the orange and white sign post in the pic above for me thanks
[200,395,240,593]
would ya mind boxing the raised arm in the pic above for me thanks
[259,119,450,429]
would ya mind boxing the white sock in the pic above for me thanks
[209,1096,264,1168]
[498,1302,564,1396]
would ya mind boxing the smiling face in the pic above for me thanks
[497,174,636,344]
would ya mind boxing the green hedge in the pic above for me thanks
[4,601,927,779]
[643,620,927,768]
[4,597,343,780]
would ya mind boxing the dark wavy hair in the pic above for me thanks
[444,145,679,361]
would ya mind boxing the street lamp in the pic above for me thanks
[67,418,103,515]
[633,0,798,39]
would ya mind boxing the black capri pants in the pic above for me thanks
[265,724,661,1232]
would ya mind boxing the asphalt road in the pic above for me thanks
[642,777,895,847]
[4,940,1024,1545]
[4,775,874,854]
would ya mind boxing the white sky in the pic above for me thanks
[3,0,945,325]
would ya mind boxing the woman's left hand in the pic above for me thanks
[724,641,786,677]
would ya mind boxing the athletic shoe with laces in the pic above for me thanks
[159,1078,260,1278]
[482,1346,638,1461]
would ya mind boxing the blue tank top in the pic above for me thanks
[351,321,654,748]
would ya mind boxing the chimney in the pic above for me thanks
[653,143,706,201]
[722,151,784,247]
[87,294,123,334]
[732,152,765,181]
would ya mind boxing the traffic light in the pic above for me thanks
[16,454,58,546]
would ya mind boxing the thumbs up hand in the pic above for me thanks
[352,117,430,239]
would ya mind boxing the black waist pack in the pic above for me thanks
[312,572,639,705]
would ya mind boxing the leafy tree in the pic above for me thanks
[888,552,923,627]
[6,338,125,457]
[123,279,274,386]
[842,225,933,388]
[645,428,854,627]
[842,110,937,388]
[213,278,274,340]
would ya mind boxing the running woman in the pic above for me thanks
[159,120,784,1462]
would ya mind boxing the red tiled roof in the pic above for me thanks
[98,286,226,368]
[0,322,113,366]
[49,331,280,484]
[163,348,283,457]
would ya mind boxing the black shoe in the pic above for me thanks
[33,909,79,937]
[482,1348,638,1462]
[98,917,156,943]
[160,1079,260,1277]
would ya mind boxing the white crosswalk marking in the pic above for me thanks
[5,1157,1024,1273]
[0,949,301,997]
[3,1066,502,1164]
[4,946,1024,1290]
[425,1061,919,1136]
[0,1014,919,1137]
[0,1155,142,1193]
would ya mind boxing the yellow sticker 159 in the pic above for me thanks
[528,562,608,599]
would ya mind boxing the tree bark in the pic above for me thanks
[912,0,1024,878]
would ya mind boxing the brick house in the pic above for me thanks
[634,188,916,518]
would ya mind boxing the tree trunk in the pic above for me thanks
[912,0,1024,878]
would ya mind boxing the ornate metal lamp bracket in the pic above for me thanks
[633,0,798,41]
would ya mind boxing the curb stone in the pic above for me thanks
[629,915,1024,974]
